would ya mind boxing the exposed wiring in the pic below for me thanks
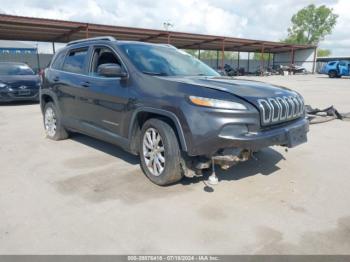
[306,105,350,125]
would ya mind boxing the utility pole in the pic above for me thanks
[163,22,174,44]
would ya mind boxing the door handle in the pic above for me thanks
[80,81,90,88]
[53,76,60,82]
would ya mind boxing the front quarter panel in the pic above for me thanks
[128,73,259,156]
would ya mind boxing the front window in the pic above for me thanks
[120,43,219,77]
[0,64,34,75]
[62,48,88,74]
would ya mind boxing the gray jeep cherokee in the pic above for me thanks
[41,36,309,185]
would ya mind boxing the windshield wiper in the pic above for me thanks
[142,71,168,76]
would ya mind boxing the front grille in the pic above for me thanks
[8,81,38,89]
[257,96,304,126]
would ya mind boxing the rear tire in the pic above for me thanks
[139,118,184,186]
[43,102,69,141]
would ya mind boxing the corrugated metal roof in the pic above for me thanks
[0,14,316,53]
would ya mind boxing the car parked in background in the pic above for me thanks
[40,37,308,186]
[320,60,350,78]
[0,62,41,102]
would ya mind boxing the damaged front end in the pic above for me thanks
[182,148,253,178]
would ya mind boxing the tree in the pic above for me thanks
[317,49,331,57]
[284,4,338,45]
[183,50,238,60]
[253,53,271,61]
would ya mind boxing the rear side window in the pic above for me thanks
[328,62,336,66]
[51,51,66,70]
[62,48,88,74]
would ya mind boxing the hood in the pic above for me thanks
[0,75,40,89]
[157,76,305,127]
[159,76,297,100]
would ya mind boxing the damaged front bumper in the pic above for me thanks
[215,117,309,169]
[188,118,309,174]
[218,117,309,151]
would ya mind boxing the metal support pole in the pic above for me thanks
[290,48,295,65]
[216,50,219,69]
[198,45,201,60]
[167,32,170,44]
[312,47,317,74]
[36,44,40,73]
[272,53,275,68]
[237,51,240,69]
[85,23,89,38]
[260,44,265,76]
[268,53,271,68]
[52,42,56,54]
[247,52,250,74]
[221,39,225,70]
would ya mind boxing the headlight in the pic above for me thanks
[0,83,7,89]
[189,96,247,110]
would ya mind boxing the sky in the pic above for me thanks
[0,0,348,55]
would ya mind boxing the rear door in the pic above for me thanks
[338,61,348,76]
[57,47,91,127]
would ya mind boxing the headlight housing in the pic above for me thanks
[189,96,247,110]
[0,82,7,89]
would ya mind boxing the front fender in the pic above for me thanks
[128,107,188,152]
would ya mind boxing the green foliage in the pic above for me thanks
[317,49,331,57]
[284,4,338,45]
[183,50,238,60]
[253,53,271,61]
[184,49,197,57]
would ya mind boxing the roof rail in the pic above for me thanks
[67,36,116,46]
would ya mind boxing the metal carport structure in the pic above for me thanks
[0,14,317,72]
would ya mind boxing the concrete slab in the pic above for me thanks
[0,74,350,254]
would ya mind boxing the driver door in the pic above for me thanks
[79,45,130,138]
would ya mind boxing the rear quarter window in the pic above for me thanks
[51,51,66,70]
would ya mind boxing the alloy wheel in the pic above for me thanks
[142,127,165,176]
[44,107,57,137]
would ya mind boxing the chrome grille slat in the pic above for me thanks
[258,95,304,126]
[276,97,287,120]
[292,97,299,117]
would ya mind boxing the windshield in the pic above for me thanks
[120,44,220,77]
[0,64,35,75]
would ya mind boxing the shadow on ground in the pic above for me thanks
[0,101,39,106]
[70,133,139,165]
[182,148,285,190]
[57,133,285,201]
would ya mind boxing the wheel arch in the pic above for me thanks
[40,90,59,113]
[128,107,188,154]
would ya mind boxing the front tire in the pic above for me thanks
[139,118,184,186]
[328,70,338,78]
[43,102,68,141]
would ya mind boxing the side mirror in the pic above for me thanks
[97,63,127,78]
